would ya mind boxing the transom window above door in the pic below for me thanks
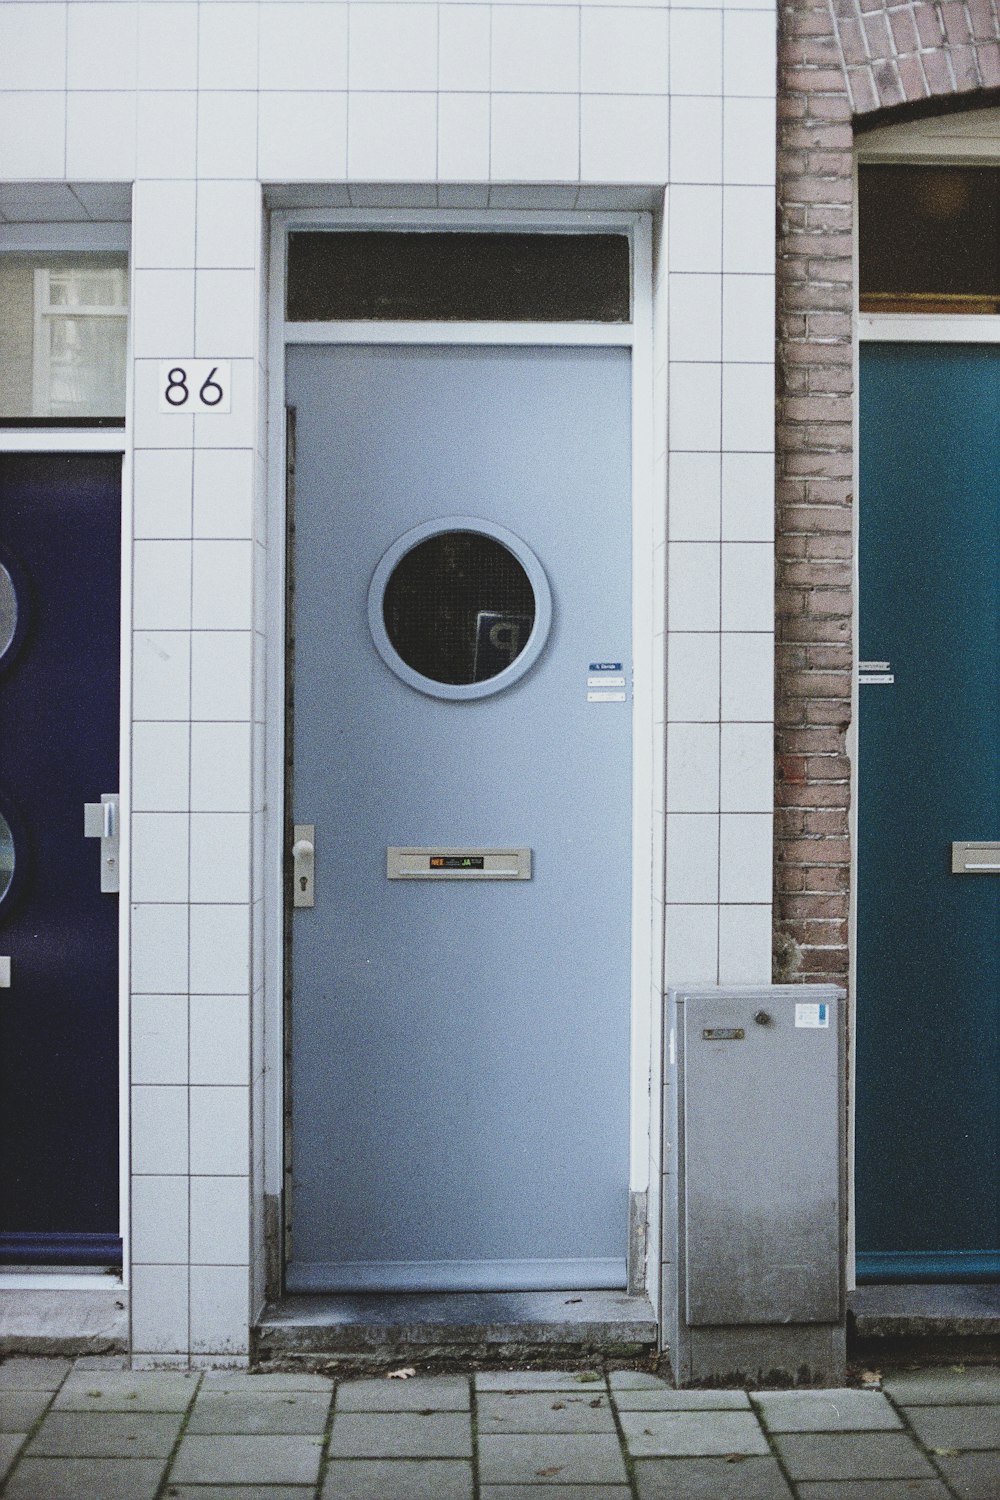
[0,254,128,424]
[859,165,1000,314]
[286,231,631,322]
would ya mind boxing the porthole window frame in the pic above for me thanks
[367,516,553,701]
[0,547,29,675]
[0,793,25,916]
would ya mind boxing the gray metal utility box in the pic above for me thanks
[664,985,846,1386]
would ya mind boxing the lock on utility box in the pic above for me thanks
[664,984,847,1387]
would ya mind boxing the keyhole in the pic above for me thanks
[299,874,308,893]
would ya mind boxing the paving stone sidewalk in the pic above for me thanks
[0,1357,997,1499]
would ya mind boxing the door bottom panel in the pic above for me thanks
[0,1231,123,1267]
[856,1251,1000,1284]
[286,1256,627,1294]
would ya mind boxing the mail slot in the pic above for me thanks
[951,841,1000,874]
[387,847,531,880]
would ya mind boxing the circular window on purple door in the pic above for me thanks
[0,812,13,906]
[0,563,16,663]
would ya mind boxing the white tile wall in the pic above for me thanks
[131,995,189,1086]
[0,5,67,92]
[137,3,198,92]
[133,1175,190,1266]
[0,0,776,1360]
[133,723,191,812]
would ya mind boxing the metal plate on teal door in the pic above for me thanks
[286,344,632,1293]
[0,455,121,1266]
[857,344,999,1282]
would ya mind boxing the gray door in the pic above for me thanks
[286,343,633,1294]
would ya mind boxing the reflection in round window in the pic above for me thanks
[0,563,16,661]
[369,519,552,700]
[0,812,14,906]
[383,531,535,686]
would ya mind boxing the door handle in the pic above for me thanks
[84,793,120,894]
[0,957,9,988]
[951,841,1000,874]
[292,824,315,908]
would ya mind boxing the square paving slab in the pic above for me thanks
[169,1433,324,1486]
[903,1402,1000,1450]
[620,1409,770,1458]
[477,1391,615,1432]
[933,1448,1000,1499]
[27,1411,183,1458]
[607,1371,668,1389]
[3,1456,163,1500]
[187,1389,331,1434]
[199,1372,333,1393]
[475,1372,606,1392]
[478,1432,629,1485]
[326,1410,472,1459]
[53,1371,199,1411]
[166,1490,315,1500]
[0,1435,26,1485]
[320,1457,474,1499]
[335,1376,470,1411]
[882,1367,1000,1404]
[795,1481,952,1499]
[0,1361,71,1391]
[752,1389,903,1431]
[481,1489,631,1500]
[773,1431,937,1481]
[614,1387,752,1410]
[0,1393,51,1433]
[634,1454,795,1500]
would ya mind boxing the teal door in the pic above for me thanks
[857,343,999,1281]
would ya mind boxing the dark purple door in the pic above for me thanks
[0,454,121,1266]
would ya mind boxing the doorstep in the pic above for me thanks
[850,1283,1000,1361]
[252,1289,658,1371]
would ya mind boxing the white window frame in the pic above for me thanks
[264,207,662,1301]
[31,264,128,420]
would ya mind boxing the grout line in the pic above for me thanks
[153,1367,203,1500]
[606,1376,642,1500]
[0,1363,68,1498]
[470,1374,480,1500]
[880,1387,968,1500]
[312,1372,338,1500]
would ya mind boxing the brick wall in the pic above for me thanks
[773,1,998,985]
[774,0,855,986]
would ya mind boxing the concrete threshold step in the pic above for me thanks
[253,1288,658,1370]
[850,1282,1000,1359]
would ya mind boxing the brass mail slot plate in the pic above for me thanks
[387,847,531,880]
[952,841,1000,874]
[703,1027,745,1042]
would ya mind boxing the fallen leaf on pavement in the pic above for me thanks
[536,1466,564,1477]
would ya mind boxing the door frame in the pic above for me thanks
[264,207,660,1298]
[852,120,1000,1287]
[0,221,132,1291]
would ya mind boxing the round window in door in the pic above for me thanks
[0,810,14,907]
[0,562,18,664]
[369,517,552,700]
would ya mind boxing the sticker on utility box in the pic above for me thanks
[795,1001,830,1028]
